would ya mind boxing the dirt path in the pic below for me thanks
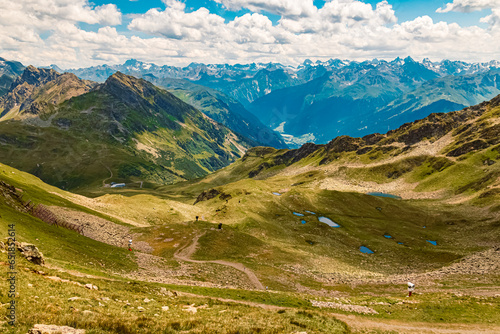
[174,232,265,290]
[100,163,113,187]
[176,291,500,334]
[330,313,500,334]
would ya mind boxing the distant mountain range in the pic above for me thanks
[0,57,25,96]
[0,67,255,190]
[49,57,500,147]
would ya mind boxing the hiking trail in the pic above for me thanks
[174,232,265,290]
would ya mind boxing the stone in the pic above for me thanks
[182,304,198,314]
[160,288,177,297]
[161,306,169,312]
[84,284,98,290]
[28,324,85,334]
[137,306,145,312]
[16,242,44,265]
[143,298,151,303]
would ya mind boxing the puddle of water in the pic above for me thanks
[305,210,316,215]
[426,240,437,246]
[384,235,392,239]
[293,212,304,217]
[301,220,306,224]
[359,246,374,254]
[423,226,426,228]
[367,192,402,199]
[272,192,281,196]
[318,216,340,228]
[397,242,404,245]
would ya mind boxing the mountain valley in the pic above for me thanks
[0,67,255,191]
[0,58,499,334]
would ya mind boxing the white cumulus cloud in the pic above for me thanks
[215,0,317,17]
[128,2,225,41]
[437,0,500,13]
[1,0,500,68]
[437,0,500,29]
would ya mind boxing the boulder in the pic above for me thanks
[16,242,44,265]
[28,324,85,334]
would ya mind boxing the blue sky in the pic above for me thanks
[86,0,490,25]
[1,0,499,68]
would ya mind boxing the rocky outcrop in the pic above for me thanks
[0,66,96,120]
[28,324,85,334]
[447,139,490,157]
[325,136,361,153]
[194,189,220,204]
[16,242,44,265]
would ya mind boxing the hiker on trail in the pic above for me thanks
[128,239,132,251]
[196,216,199,221]
[218,223,222,230]
[407,282,415,297]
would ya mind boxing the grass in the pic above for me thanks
[0,254,348,334]
[0,201,137,276]
[0,161,499,332]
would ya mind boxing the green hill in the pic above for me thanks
[141,75,287,149]
[0,69,254,191]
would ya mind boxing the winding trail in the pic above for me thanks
[174,232,265,290]
[101,163,113,187]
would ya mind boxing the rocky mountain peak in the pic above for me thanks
[13,65,60,89]
[0,66,97,120]
[102,71,158,102]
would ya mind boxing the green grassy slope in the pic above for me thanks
[0,70,256,191]
[141,75,287,148]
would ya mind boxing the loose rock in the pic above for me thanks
[16,242,44,265]
[28,324,85,334]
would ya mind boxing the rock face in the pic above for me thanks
[28,324,85,334]
[16,242,44,265]
[0,66,96,119]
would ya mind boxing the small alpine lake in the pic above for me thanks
[367,192,402,199]
[318,216,340,228]
[359,246,374,254]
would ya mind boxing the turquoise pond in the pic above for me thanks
[384,235,392,239]
[426,240,437,245]
[359,246,374,254]
[305,210,316,214]
[272,192,281,196]
[367,192,402,199]
[293,212,304,217]
[301,220,306,224]
[318,216,340,228]
[397,242,404,245]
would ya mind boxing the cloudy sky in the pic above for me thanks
[1,0,500,69]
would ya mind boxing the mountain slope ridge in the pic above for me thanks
[0,69,256,190]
